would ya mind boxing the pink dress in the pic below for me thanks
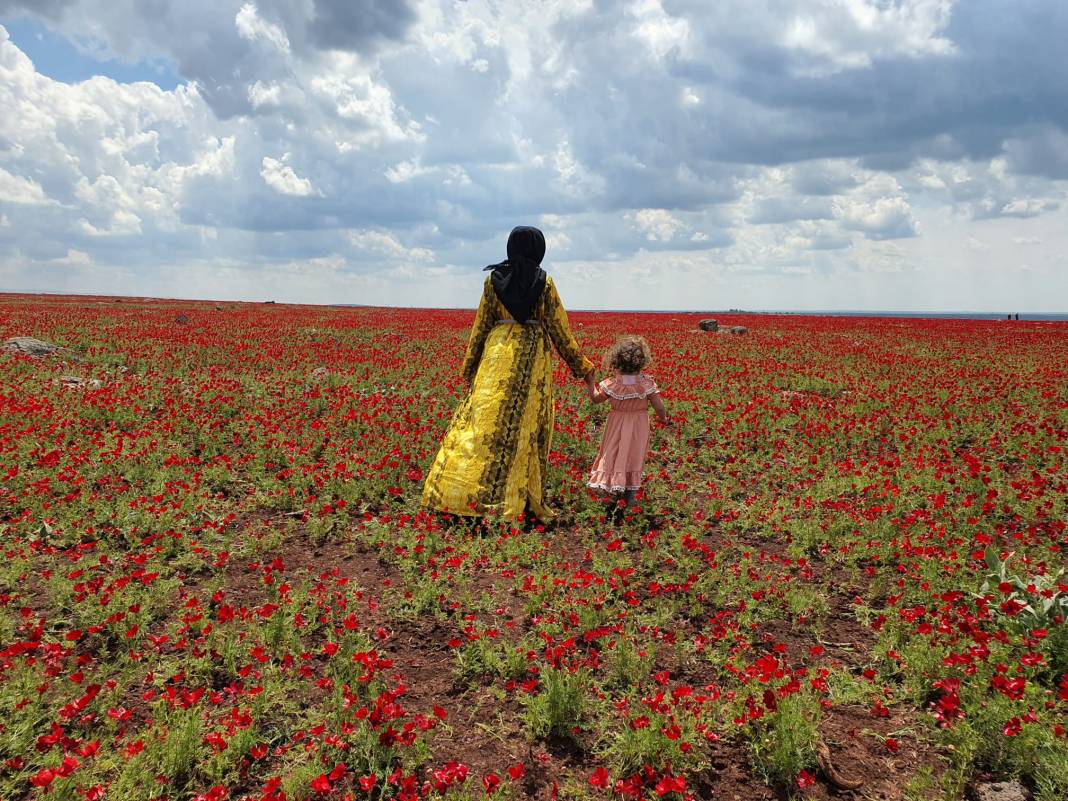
[587,374,660,492]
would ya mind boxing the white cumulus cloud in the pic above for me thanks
[235,3,290,54]
[0,167,50,204]
[260,154,318,197]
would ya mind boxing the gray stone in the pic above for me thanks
[973,781,1031,801]
[55,376,102,389]
[175,313,190,325]
[698,318,719,332]
[728,325,748,335]
[4,336,58,357]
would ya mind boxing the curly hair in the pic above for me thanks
[603,335,652,375]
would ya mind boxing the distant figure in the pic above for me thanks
[1007,313,1012,320]
[1015,313,1020,320]
[586,335,670,517]
[421,226,595,523]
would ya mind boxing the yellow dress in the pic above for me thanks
[421,276,594,520]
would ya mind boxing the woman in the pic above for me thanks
[421,226,595,522]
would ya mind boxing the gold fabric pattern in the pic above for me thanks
[421,276,594,519]
[481,325,538,505]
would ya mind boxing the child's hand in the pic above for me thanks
[584,371,602,402]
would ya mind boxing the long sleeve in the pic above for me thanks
[541,277,594,379]
[461,278,499,381]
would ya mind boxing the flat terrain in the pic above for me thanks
[1,295,1066,801]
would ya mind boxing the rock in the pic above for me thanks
[698,319,719,332]
[973,782,1031,801]
[175,313,190,325]
[728,325,748,335]
[55,376,102,389]
[4,336,59,357]
[214,305,223,311]
[264,300,276,305]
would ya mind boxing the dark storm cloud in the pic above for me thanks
[0,0,72,18]
[791,162,859,196]
[1003,127,1068,181]
[540,0,1068,187]
[749,196,834,225]
[306,0,416,51]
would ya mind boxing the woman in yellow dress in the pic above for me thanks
[421,226,595,522]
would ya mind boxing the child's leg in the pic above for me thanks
[623,488,638,508]
[605,494,620,521]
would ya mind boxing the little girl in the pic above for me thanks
[587,335,669,512]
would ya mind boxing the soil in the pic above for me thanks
[157,510,947,800]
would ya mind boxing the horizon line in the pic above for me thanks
[0,290,1065,318]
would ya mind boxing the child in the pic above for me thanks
[587,335,669,514]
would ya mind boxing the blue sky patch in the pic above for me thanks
[2,17,181,89]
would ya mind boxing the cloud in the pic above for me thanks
[260,154,318,196]
[306,0,416,52]
[235,3,290,54]
[52,247,91,265]
[0,1,1067,310]
[628,208,686,242]
[0,166,50,204]
[247,80,282,108]
[996,197,1059,218]
[1002,126,1068,180]
[835,195,919,239]
[0,0,72,18]
[749,196,834,225]
[348,228,433,262]
[780,0,956,75]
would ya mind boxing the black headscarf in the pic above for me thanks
[483,226,548,324]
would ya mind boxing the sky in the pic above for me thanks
[0,0,1066,312]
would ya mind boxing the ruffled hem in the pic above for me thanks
[588,481,641,492]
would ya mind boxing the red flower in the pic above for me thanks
[508,763,526,781]
[797,770,817,789]
[589,767,610,789]
[655,775,686,796]
[30,768,55,788]
[329,762,347,782]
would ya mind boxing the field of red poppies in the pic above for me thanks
[1,294,1066,801]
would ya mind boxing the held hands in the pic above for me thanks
[583,371,598,400]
